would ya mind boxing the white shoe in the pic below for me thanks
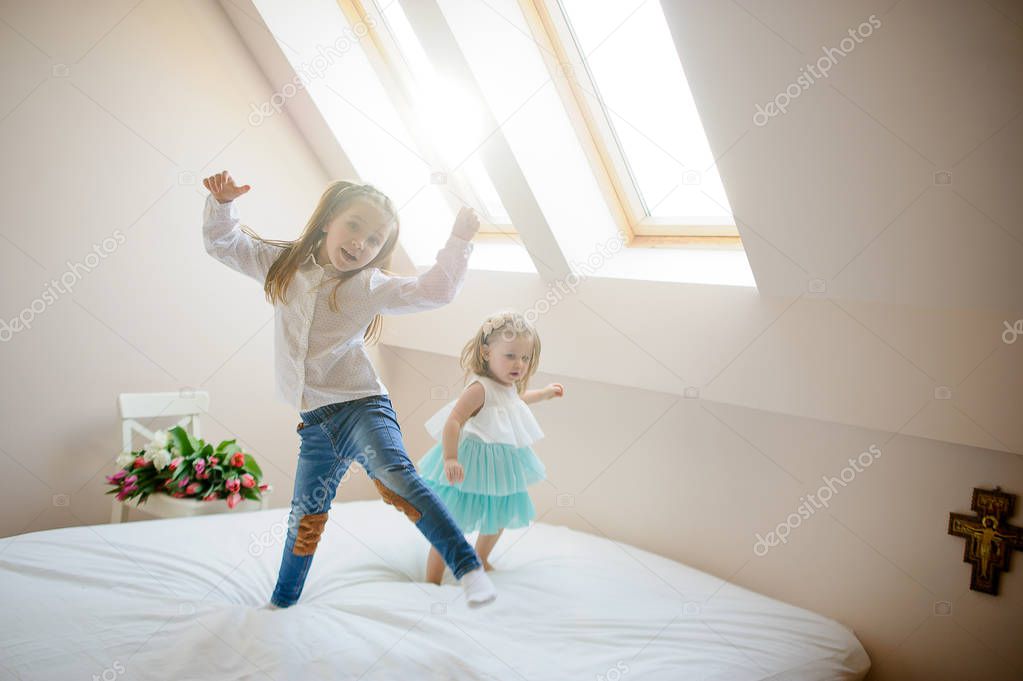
[460,566,497,608]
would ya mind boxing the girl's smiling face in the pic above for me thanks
[483,333,534,386]
[317,198,394,272]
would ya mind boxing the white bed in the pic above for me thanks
[0,500,869,680]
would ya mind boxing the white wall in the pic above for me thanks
[663,0,1023,309]
[0,0,338,534]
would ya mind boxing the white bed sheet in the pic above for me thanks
[0,500,869,680]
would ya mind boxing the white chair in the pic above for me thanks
[110,391,268,523]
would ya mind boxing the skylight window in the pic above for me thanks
[536,0,737,238]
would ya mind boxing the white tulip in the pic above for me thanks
[150,450,172,471]
[151,430,170,448]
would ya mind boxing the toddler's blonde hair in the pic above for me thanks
[459,310,541,395]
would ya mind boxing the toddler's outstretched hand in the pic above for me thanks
[444,459,465,485]
[203,170,251,204]
[450,205,480,241]
[546,383,565,399]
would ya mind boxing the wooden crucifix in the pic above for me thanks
[948,487,1023,595]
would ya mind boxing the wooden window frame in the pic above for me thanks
[519,0,741,247]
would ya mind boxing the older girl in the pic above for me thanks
[201,171,496,608]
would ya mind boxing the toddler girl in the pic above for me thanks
[416,311,564,584]
[201,170,497,608]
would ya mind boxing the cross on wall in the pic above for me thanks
[948,487,1023,595]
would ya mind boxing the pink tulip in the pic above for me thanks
[185,482,202,495]
[225,478,240,493]
[227,492,242,509]
[230,452,245,468]
[240,473,255,489]
[202,493,218,502]
[112,469,128,482]
[123,484,138,493]
[168,457,184,472]
[116,489,130,501]
[194,458,206,475]
[209,457,219,465]
[177,475,190,489]
[258,483,269,492]
[172,492,186,498]
[124,474,138,486]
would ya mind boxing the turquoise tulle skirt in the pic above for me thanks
[416,435,546,534]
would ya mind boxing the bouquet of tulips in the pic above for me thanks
[106,426,271,509]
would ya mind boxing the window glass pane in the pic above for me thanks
[558,0,734,222]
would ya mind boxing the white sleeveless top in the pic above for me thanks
[424,374,544,448]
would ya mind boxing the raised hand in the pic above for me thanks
[546,383,565,399]
[203,170,251,204]
[450,205,481,241]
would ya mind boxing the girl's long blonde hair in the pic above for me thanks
[240,180,401,345]
[459,310,541,396]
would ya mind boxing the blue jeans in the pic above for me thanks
[270,394,481,607]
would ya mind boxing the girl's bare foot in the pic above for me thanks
[482,560,495,572]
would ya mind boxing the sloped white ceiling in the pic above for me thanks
[661,0,1023,310]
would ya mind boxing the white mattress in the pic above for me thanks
[0,500,869,680]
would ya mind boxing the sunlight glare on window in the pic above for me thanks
[376,1,510,223]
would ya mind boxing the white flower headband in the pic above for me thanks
[481,313,530,341]
[481,315,508,338]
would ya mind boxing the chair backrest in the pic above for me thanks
[118,391,211,453]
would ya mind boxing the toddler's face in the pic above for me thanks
[483,333,533,386]
[318,198,393,272]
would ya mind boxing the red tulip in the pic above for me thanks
[230,452,245,468]
[202,494,218,502]
[185,482,202,495]
[168,457,184,471]
[133,457,146,469]
[240,473,255,488]
[225,478,241,493]
[209,457,219,465]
